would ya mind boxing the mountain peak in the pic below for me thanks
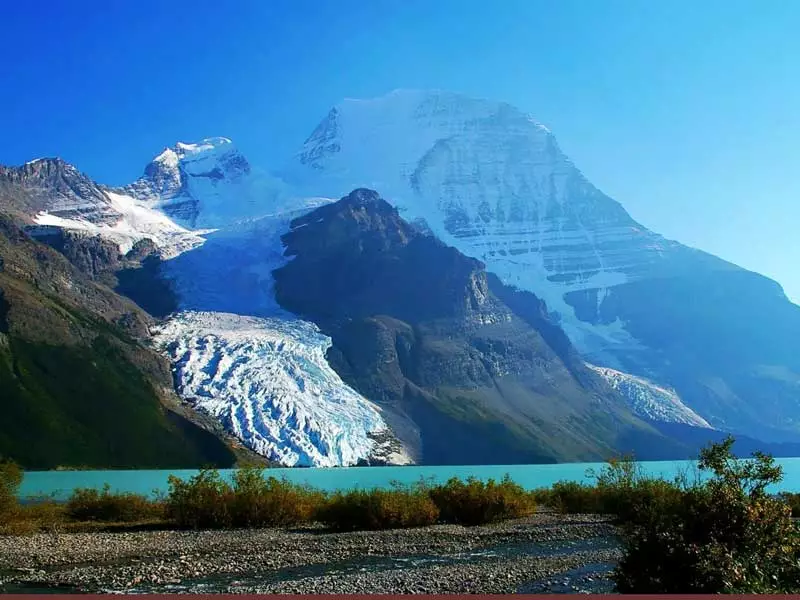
[291,89,557,183]
[153,137,237,167]
[123,137,252,227]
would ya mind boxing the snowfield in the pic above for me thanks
[34,189,206,258]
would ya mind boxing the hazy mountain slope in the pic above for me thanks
[272,189,689,464]
[281,89,800,442]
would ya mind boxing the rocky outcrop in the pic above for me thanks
[0,158,119,224]
[26,227,122,280]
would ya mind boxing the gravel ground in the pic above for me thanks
[0,512,621,594]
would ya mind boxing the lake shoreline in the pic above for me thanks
[0,511,620,594]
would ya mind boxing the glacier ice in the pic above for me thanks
[588,364,711,428]
[152,311,410,467]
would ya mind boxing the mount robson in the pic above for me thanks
[2,90,800,469]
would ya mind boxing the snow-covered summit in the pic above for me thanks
[283,89,687,361]
[121,137,267,228]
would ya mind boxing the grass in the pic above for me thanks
[0,335,235,470]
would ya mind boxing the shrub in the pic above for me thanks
[547,480,603,514]
[317,483,439,531]
[591,457,685,523]
[613,437,800,594]
[9,498,67,534]
[0,458,22,524]
[165,468,234,529]
[165,467,327,530]
[429,475,535,525]
[778,492,800,517]
[65,484,161,522]
[544,457,684,521]
[228,467,325,528]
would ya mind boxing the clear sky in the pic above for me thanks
[2,0,798,301]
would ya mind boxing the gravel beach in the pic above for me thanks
[0,512,621,594]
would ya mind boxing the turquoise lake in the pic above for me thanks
[18,457,800,500]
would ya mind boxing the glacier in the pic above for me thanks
[588,365,711,429]
[149,198,413,467]
[152,311,410,467]
[16,146,413,467]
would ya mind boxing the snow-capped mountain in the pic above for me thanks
[282,89,800,442]
[5,88,800,467]
[0,157,205,258]
[2,148,412,467]
[121,137,288,229]
[282,90,725,360]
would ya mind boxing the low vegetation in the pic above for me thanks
[65,484,162,523]
[429,475,535,525]
[613,438,800,594]
[165,467,324,529]
[317,483,440,531]
[533,438,800,594]
[5,438,800,594]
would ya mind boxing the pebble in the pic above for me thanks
[0,512,620,594]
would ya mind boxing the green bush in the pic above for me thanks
[165,467,327,530]
[613,437,800,594]
[317,484,439,531]
[0,458,23,524]
[65,484,161,522]
[228,467,325,528]
[165,468,234,529]
[429,475,535,525]
[778,492,800,517]
[544,457,684,521]
[547,480,603,514]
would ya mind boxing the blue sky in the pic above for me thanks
[2,0,799,300]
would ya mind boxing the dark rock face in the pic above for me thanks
[27,228,122,280]
[273,189,687,464]
[275,189,500,326]
[0,159,119,224]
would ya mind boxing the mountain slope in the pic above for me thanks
[282,89,800,443]
[0,209,236,469]
[272,189,688,464]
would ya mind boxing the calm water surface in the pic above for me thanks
[18,458,800,500]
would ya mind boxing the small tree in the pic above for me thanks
[613,437,800,594]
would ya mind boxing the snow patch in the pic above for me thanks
[33,190,206,258]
